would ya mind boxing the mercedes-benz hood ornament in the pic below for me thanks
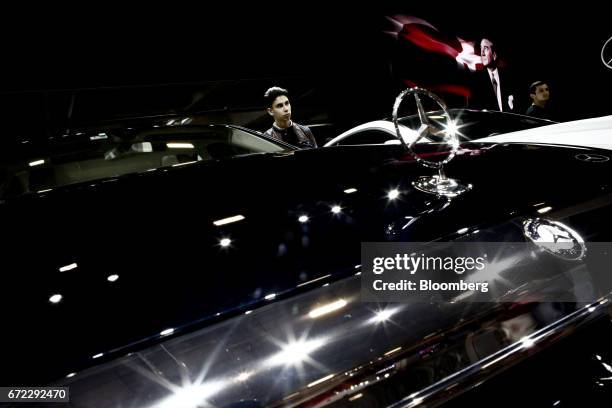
[392,87,471,197]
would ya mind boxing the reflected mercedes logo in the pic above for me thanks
[602,36,612,70]
[523,218,586,261]
[575,153,610,163]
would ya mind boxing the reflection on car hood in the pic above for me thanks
[1,143,612,388]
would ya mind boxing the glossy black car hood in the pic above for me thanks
[2,142,612,384]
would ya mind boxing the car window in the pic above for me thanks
[0,126,289,198]
[229,127,288,153]
[335,130,395,146]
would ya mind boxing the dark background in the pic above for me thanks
[1,3,610,143]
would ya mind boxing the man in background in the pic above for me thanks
[526,81,553,120]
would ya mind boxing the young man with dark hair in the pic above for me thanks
[263,86,317,148]
[526,81,552,120]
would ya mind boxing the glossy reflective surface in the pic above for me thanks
[1,141,612,407]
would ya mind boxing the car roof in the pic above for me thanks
[324,109,556,147]
[324,120,416,146]
[477,114,612,150]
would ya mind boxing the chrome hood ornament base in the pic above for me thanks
[413,171,472,198]
[392,87,471,197]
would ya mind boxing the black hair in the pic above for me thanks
[264,86,289,107]
[529,80,548,95]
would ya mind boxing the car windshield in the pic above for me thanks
[0,125,290,198]
[398,109,555,142]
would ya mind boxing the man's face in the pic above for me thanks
[268,95,291,123]
[531,84,550,104]
[480,39,497,68]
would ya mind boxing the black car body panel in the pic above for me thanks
[2,141,612,406]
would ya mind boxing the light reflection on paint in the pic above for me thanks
[152,380,225,408]
[309,299,347,318]
[266,338,326,367]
